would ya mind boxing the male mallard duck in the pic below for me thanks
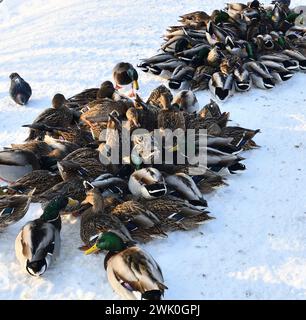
[25,93,77,141]
[259,59,293,82]
[112,62,139,97]
[164,172,207,207]
[128,168,167,199]
[209,72,234,101]
[85,232,167,300]
[80,188,132,248]
[0,149,40,183]
[282,49,306,70]
[233,65,252,91]
[15,196,75,276]
[173,90,199,113]
[138,53,174,73]
[168,65,195,89]
[0,189,35,229]
[9,73,32,105]
[244,61,275,89]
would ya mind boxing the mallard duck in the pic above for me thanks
[15,196,75,276]
[282,49,306,70]
[259,59,293,82]
[259,53,299,71]
[80,188,132,248]
[92,173,129,196]
[244,61,275,89]
[9,73,32,105]
[193,169,228,194]
[96,81,116,99]
[138,53,174,73]
[0,149,40,183]
[147,59,186,78]
[112,62,139,97]
[80,98,129,139]
[138,195,212,231]
[146,85,173,108]
[168,65,195,89]
[62,147,107,180]
[128,168,167,199]
[85,232,167,300]
[233,65,252,91]
[178,11,211,28]
[164,172,207,207]
[1,170,61,198]
[110,199,166,242]
[0,189,35,229]
[173,90,199,113]
[36,161,88,203]
[190,65,216,91]
[220,126,261,150]
[67,88,99,107]
[25,94,77,141]
[209,72,235,101]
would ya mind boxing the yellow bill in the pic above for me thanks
[85,243,99,255]
[133,80,139,91]
[68,197,79,208]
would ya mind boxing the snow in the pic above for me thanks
[1,0,306,300]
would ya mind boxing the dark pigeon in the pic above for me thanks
[9,73,32,105]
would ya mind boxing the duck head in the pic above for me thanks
[52,93,68,109]
[85,232,126,254]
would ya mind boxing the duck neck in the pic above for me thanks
[44,213,62,230]
[92,194,105,213]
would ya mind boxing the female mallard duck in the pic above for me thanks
[128,168,167,199]
[193,169,228,194]
[25,93,77,141]
[62,147,107,180]
[172,90,199,113]
[80,98,129,139]
[0,189,35,229]
[9,73,32,106]
[80,188,132,248]
[85,232,167,300]
[164,172,207,207]
[112,62,139,97]
[157,94,186,131]
[67,88,99,108]
[0,149,40,183]
[15,196,75,276]
[110,199,166,242]
[1,170,61,198]
[146,85,173,109]
[138,195,212,232]
[36,160,88,203]
[220,126,261,150]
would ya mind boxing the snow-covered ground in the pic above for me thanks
[0,0,306,300]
